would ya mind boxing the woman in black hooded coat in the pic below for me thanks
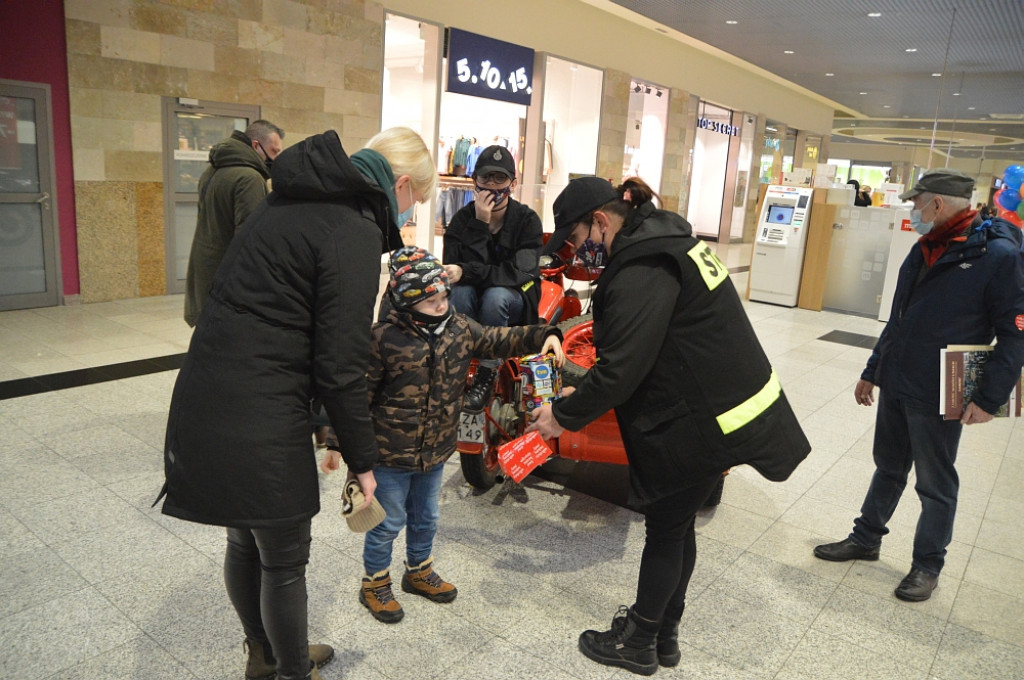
[158,127,437,680]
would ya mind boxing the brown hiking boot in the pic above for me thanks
[244,639,334,680]
[359,570,404,623]
[401,556,458,603]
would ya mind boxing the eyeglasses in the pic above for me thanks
[477,172,510,185]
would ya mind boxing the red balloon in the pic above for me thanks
[998,209,1023,228]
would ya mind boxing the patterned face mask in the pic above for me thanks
[574,237,608,267]
[476,185,512,205]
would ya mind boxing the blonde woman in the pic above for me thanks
[159,127,436,680]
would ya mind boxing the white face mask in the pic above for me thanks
[910,209,934,236]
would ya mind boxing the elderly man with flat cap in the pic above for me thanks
[814,169,1024,602]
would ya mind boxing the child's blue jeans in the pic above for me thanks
[363,464,445,574]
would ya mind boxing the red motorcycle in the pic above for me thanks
[456,249,624,489]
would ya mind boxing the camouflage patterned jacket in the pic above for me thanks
[366,307,560,471]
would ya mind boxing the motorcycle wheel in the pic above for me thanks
[460,450,500,490]
[556,313,594,387]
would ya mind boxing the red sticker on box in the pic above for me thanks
[1016,314,1024,331]
[900,219,913,232]
[497,431,553,483]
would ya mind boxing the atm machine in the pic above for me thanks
[749,185,815,306]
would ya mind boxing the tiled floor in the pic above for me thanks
[1,265,1023,679]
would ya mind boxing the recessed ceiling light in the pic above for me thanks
[883,105,891,108]
[967,106,975,110]
[859,91,868,95]
[905,48,918,52]
[952,92,961,96]
[867,12,882,17]
[825,72,834,76]
[784,50,794,54]
[932,73,942,77]
[726,20,738,24]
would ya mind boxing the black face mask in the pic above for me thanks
[406,305,452,332]
[256,141,273,170]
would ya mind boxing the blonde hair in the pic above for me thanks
[364,127,438,195]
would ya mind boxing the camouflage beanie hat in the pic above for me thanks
[389,246,450,308]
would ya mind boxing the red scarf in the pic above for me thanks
[919,208,976,267]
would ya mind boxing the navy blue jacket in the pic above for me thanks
[864,216,1024,413]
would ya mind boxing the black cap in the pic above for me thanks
[899,169,975,200]
[473,145,516,180]
[545,176,619,254]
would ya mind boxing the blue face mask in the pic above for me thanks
[395,183,415,228]
[910,208,934,236]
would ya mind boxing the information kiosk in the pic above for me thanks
[749,185,815,306]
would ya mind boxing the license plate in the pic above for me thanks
[458,411,485,444]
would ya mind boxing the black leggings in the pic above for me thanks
[634,472,723,623]
[224,521,312,680]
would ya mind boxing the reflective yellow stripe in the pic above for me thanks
[716,369,781,435]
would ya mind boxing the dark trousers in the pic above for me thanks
[224,521,312,680]
[633,472,723,623]
[851,392,963,575]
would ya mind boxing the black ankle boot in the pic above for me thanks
[578,606,659,676]
[656,619,680,667]
[464,366,497,412]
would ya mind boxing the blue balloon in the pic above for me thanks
[997,188,1021,212]
[1004,164,1024,191]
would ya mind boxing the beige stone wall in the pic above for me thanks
[660,88,693,215]
[596,69,630,185]
[64,0,385,302]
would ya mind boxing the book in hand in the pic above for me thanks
[940,345,1022,420]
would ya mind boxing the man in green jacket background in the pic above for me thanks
[184,119,284,327]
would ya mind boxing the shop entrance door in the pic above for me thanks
[0,81,60,311]
[162,99,259,295]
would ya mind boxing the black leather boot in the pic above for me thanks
[464,366,497,412]
[656,605,682,667]
[578,606,659,676]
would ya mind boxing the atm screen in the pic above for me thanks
[767,205,795,225]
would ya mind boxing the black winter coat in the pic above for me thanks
[553,202,810,506]
[161,131,388,528]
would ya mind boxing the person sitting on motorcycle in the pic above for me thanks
[443,145,544,411]
[320,246,563,624]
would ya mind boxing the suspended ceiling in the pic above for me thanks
[607,0,1024,161]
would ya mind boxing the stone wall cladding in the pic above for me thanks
[63,0,385,301]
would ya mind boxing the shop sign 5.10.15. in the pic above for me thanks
[697,117,739,136]
[446,28,534,106]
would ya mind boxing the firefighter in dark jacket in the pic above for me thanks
[528,176,810,676]
[160,127,437,680]
[443,145,544,410]
[814,169,1024,603]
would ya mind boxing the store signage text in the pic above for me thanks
[446,28,534,106]
[697,117,739,136]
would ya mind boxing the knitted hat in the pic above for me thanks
[388,246,449,308]
[341,479,387,532]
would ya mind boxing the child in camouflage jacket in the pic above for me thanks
[322,246,562,623]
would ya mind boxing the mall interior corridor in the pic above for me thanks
[1,260,1022,679]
